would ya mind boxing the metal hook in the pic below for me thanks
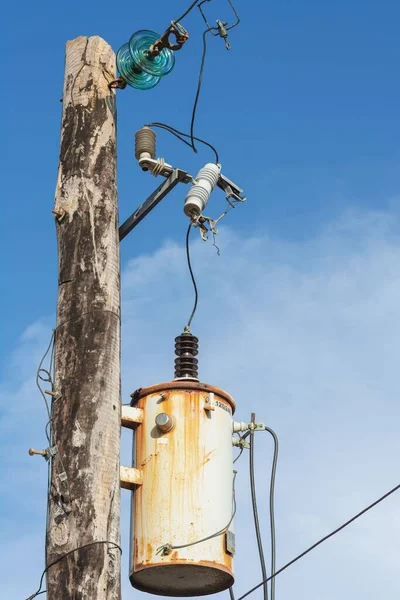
[216,20,231,50]
[198,0,241,47]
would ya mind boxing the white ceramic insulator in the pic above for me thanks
[184,163,221,218]
[232,421,249,433]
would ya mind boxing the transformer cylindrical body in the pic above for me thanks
[130,381,236,596]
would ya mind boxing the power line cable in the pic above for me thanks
[233,446,244,464]
[249,431,268,600]
[36,331,55,439]
[185,223,198,330]
[174,0,204,24]
[24,540,122,600]
[145,121,219,163]
[190,27,217,154]
[237,483,400,600]
[265,427,278,600]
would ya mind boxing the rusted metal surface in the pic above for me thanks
[131,562,233,597]
[131,380,236,413]
[129,382,235,596]
[121,405,143,429]
[147,22,189,58]
[108,77,127,90]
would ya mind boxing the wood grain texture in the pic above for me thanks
[47,36,121,600]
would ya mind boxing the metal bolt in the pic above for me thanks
[52,208,66,222]
[29,448,47,457]
[155,412,175,433]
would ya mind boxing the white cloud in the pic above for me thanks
[2,204,400,599]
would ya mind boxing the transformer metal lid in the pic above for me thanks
[130,380,236,414]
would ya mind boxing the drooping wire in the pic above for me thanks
[190,27,217,153]
[241,426,278,599]
[265,427,279,600]
[34,328,73,591]
[173,0,203,24]
[233,446,244,464]
[145,121,219,163]
[36,332,69,495]
[237,482,400,600]
[249,431,268,600]
[24,540,122,600]
[185,223,198,330]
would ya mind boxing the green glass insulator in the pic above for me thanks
[128,30,175,77]
[116,43,160,90]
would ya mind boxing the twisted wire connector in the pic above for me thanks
[156,543,173,556]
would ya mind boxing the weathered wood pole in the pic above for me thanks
[47,36,121,599]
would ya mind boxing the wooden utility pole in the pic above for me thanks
[47,36,121,599]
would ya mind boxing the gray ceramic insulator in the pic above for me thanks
[135,126,156,160]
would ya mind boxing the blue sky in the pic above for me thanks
[1,0,400,598]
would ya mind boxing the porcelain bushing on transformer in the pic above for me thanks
[129,380,236,596]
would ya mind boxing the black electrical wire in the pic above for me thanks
[249,431,268,600]
[185,223,198,330]
[241,426,279,599]
[237,482,400,600]
[174,0,203,23]
[229,587,236,600]
[233,446,244,464]
[145,121,220,163]
[25,540,122,600]
[190,27,217,154]
[265,427,279,600]
[36,331,55,437]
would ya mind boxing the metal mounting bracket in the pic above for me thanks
[119,168,191,241]
[119,161,245,241]
[217,173,246,203]
[121,406,144,430]
[120,466,143,490]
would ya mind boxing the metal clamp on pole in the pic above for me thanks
[147,22,189,57]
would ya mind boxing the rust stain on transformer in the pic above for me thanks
[130,380,235,596]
